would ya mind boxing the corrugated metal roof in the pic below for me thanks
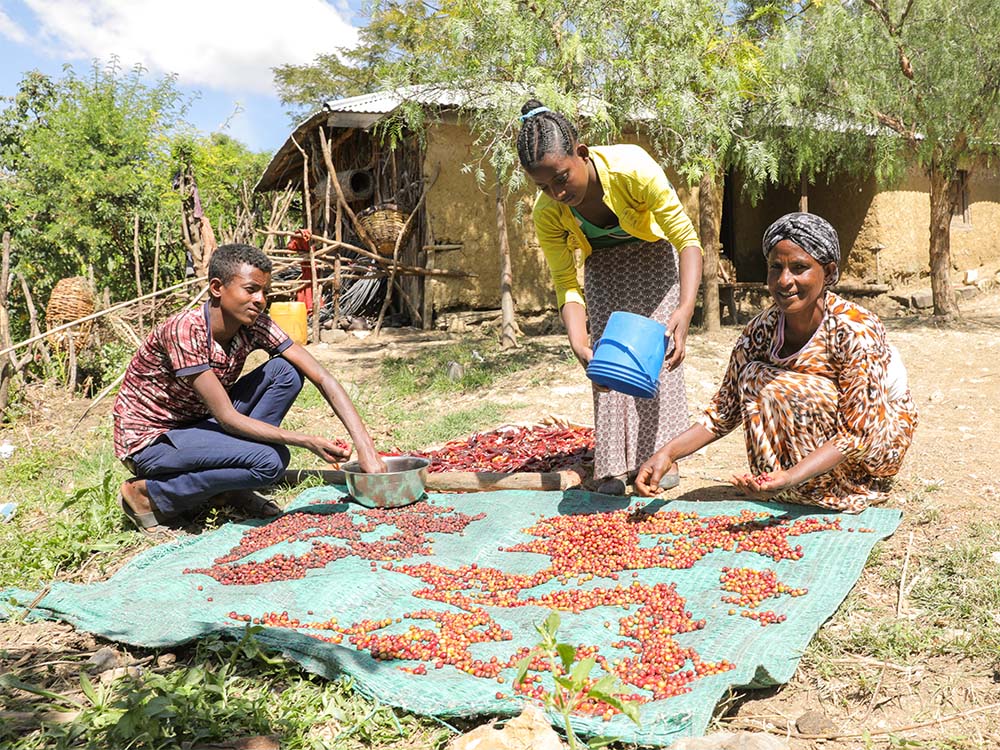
[321,85,471,115]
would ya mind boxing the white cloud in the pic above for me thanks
[23,0,357,94]
[0,7,29,43]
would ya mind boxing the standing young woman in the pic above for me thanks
[635,213,918,511]
[517,100,703,494]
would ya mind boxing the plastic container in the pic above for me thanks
[586,311,669,399]
[269,301,308,346]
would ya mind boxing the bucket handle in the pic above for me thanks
[592,337,660,385]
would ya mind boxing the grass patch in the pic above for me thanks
[378,339,556,398]
[384,403,511,452]
[0,629,450,750]
[0,440,141,591]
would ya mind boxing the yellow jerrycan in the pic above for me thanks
[268,301,308,346]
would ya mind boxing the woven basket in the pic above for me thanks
[45,276,95,352]
[357,203,413,257]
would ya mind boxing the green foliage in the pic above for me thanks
[170,131,270,237]
[773,0,1000,179]
[0,445,139,590]
[0,629,449,750]
[514,612,640,749]
[0,60,189,318]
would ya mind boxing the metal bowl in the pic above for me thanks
[340,456,430,509]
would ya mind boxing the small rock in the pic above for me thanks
[955,285,979,300]
[448,703,564,749]
[910,291,933,309]
[889,294,911,308]
[990,551,1000,566]
[98,665,142,684]
[795,710,838,736]
[86,646,121,673]
[446,361,466,381]
[963,269,979,284]
[156,653,177,668]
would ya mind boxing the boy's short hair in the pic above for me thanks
[209,244,273,284]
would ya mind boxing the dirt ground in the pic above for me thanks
[3,284,1000,748]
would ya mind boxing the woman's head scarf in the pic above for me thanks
[762,212,841,286]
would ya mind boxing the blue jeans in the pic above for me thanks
[129,357,304,516]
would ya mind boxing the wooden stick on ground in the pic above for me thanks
[897,530,914,617]
[282,467,584,493]
[73,370,126,429]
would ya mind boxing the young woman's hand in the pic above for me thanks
[730,469,793,498]
[571,342,594,370]
[664,306,693,371]
[634,448,674,496]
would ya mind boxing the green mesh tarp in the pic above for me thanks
[2,488,899,747]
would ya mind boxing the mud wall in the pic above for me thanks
[423,115,699,314]
[731,163,1000,284]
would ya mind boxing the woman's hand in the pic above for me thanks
[730,469,794,499]
[634,448,674,496]
[664,305,693,371]
[571,342,594,370]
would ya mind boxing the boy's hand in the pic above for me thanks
[305,436,353,464]
[357,453,388,474]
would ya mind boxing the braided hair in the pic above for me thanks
[516,99,579,170]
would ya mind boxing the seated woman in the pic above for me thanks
[635,213,918,512]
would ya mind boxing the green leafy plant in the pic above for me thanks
[514,612,640,749]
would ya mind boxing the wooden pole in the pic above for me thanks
[18,274,52,369]
[153,221,161,299]
[317,127,379,252]
[66,332,77,392]
[374,165,440,335]
[333,192,342,322]
[495,178,519,349]
[799,173,809,213]
[698,169,723,332]
[422,248,435,331]
[0,232,13,413]
[132,212,144,333]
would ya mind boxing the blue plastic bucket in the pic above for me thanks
[586,311,668,399]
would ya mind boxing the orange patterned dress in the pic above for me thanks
[698,292,918,512]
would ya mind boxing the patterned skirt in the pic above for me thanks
[584,240,690,479]
[738,361,918,512]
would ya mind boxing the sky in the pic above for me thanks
[0,0,365,155]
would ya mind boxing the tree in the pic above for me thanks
[781,0,1000,316]
[286,1,785,333]
[273,0,448,121]
[1,60,189,314]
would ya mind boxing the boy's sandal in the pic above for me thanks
[119,493,172,537]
